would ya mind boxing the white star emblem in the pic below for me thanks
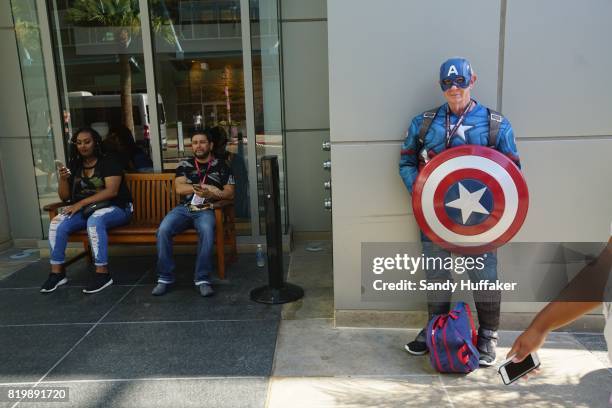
[445,182,490,224]
[451,123,473,141]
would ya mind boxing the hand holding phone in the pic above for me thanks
[55,160,71,179]
[192,184,206,198]
[498,353,540,385]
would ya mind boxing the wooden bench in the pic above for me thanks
[43,173,238,279]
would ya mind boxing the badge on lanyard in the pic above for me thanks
[445,100,473,147]
[190,158,212,206]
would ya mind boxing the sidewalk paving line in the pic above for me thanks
[9,268,151,408]
[0,322,94,328]
[438,376,456,408]
[0,284,155,290]
[269,374,440,379]
[0,318,276,329]
[0,376,268,387]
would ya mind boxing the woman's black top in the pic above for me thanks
[69,155,132,208]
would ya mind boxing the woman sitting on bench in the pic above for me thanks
[40,127,133,294]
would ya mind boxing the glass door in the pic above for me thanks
[249,0,287,233]
[149,0,253,235]
[48,0,157,168]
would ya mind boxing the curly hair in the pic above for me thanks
[68,127,104,169]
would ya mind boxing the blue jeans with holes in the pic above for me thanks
[156,205,215,285]
[49,205,132,266]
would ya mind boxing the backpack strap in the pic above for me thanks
[417,107,441,151]
[487,109,503,148]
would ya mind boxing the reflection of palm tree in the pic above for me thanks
[67,0,175,135]
[12,2,40,65]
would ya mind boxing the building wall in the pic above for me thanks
[0,161,11,249]
[328,0,612,312]
[0,1,42,241]
[0,0,11,250]
[281,0,332,232]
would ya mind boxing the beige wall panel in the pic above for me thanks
[286,131,332,231]
[0,1,13,28]
[333,214,577,312]
[282,21,329,130]
[328,0,500,143]
[330,142,412,218]
[0,138,43,239]
[0,30,29,139]
[332,214,423,310]
[515,138,612,242]
[331,138,612,239]
[281,0,326,20]
[503,0,612,137]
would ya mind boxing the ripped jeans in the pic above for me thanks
[48,205,132,266]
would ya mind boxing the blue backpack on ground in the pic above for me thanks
[425,302,480,373]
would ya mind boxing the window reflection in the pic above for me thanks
[11,0,58,237]
[50,0,161,173]
[151,0,252,235]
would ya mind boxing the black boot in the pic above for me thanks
[404,302,451,356]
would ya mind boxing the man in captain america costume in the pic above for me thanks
[399,57,521,366]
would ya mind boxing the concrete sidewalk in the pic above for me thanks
[0,242,610,407]
[269,241,612,408]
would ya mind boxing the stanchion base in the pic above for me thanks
[250,283,304,304]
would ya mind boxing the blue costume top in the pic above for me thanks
[399,100,520,193]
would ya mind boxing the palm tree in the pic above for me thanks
[67,0,175,135]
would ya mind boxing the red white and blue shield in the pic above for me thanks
[412,145,529,254]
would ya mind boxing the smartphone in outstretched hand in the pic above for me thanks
[498,353,540,385]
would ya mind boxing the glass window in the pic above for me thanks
[250,0,287,233]
[150,0,252,235]
[48,0,155,173]
[11,0,58,237]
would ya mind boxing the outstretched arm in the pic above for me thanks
[508,237,612,363]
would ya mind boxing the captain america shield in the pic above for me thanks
[412,145,529,254]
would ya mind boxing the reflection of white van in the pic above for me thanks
[67,91,167,148]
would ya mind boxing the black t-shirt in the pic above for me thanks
[69,156,132,208]
[176,157,235,205]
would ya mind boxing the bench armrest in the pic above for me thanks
[42,202,69,212]
[211,200,233,209]
[43,201,69,218]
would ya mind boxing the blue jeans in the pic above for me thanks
[420,232,498,283]
[420,232,501,330]
[49,205,133,266]
[156,205,215,285]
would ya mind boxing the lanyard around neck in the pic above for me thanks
[445,100,474,147]
[194,157,213,185]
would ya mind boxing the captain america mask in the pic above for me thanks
[439,58,473,91]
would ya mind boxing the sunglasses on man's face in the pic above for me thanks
[440,76,469,91]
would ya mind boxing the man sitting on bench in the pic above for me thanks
[152,128,235,297]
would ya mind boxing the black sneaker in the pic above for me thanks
[82,273,113,294]
[477,327,498,366]
[40,273,68,293]
[404,328,428,355]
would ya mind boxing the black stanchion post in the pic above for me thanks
[250,156,304,304]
